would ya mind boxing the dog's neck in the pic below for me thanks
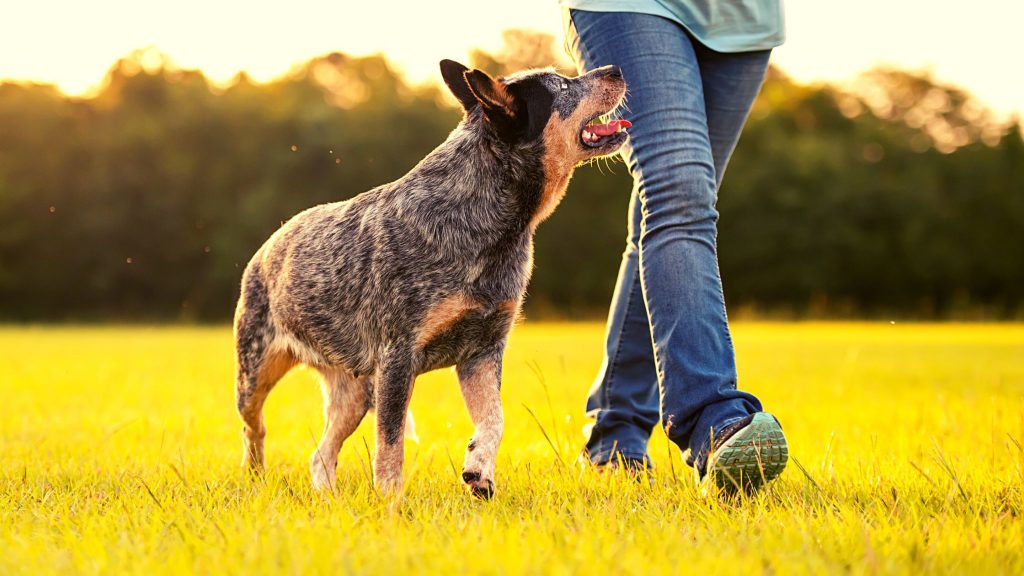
[395,117,570,256]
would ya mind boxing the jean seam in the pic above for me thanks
[635,193,665,399]
[639,249,669,436]
[711,235,738,389]
[633,174,671,438]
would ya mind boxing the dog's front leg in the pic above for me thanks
[373,347,414,496]
[457,350,504,499]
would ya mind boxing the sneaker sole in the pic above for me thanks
[709,412,788,492]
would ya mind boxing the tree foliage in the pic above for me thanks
[0,34,1021,321]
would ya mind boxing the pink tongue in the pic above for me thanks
[589,119,632,136]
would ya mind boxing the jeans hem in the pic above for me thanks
[586,446,651,467]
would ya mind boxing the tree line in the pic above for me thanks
[1,32,1021,321]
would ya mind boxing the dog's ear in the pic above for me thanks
[463,69,517,124]
[440,59,478,111]
[441,60,521,136]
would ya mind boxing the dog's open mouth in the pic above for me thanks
[580,114,632,149]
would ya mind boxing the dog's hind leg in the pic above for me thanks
[310,367,369,491]
[373,345,415,496]
[235,345,295,474]
[457,349,504,499]
[234,265,296,473]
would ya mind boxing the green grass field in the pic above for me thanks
[2,323,1022,574]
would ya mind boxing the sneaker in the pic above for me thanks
[701,412,788,493]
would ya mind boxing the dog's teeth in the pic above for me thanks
[583,130,593,141]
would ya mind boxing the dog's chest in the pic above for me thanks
[415,294,519,372]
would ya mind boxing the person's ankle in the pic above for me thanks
[581,449,652,476]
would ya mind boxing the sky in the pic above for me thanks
[2,0,1022,120]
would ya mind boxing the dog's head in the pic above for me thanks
[440,59,630,164]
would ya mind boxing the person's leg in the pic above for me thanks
[569,10,772,473]
[581,175,659,467]
[697,43,771,188]
[570,12,662,467]
[687,42,777,473]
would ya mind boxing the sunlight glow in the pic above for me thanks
[2,0,1021,119]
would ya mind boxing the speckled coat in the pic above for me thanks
[233,59,628,498]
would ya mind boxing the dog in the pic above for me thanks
[233,58,630,498]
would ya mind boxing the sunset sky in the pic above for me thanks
[2,0,1021,119]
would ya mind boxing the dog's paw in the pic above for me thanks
[242,433,266,473]
[309,455,336,492]
[461,470,495,500]
[311,471,335,492]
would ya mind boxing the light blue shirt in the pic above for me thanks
[562,0,785,52]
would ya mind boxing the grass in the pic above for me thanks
[1,322,1022,574]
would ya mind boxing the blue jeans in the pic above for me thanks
[566,10,772,473]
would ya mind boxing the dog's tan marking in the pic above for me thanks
[532,103,595,229]
[532,73,628,229]
[497,298,522,322]
[458,356,503,497]
[310,367,369,491]
[415,293,478,348]
[238,349,297,471]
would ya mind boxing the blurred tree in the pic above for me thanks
[0,34,1021,321]
[470,29,575,77]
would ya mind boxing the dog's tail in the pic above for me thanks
[404,410,419,443]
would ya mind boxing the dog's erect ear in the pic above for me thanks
[463,69,517,123]
[441,60,521,135]
[440,59,478,111]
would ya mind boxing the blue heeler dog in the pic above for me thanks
[233,59,630,498]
